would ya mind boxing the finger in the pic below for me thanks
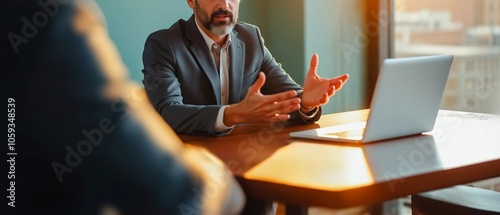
[329,74,349,83]
[283,103,301,114]
[270,114,291,122]
[327,85,335,97]
[307,54,319,77]
[340,73,350,81]
[339,74,349,87]
[266,108,292,120]
[265,99,300,117]
[263,90,298,104]
[319,92,329,104]
[248,72,266,94]
[330,74,349,90]
[272,102,300,116]
[333,80,343,91]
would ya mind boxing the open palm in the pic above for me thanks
[301,54,349,108]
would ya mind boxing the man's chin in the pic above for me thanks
[210,24,234,36]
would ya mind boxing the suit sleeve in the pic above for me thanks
[142,32,224,136]
[253,26,321,124]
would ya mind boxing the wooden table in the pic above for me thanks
[179,110,500,214]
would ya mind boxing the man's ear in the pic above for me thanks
[187,0,195,9]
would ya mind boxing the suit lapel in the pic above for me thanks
[228,31,245,104]
[185,16,221,104]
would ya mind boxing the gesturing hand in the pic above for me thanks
[301,54,349,109]
[224,72,301,126]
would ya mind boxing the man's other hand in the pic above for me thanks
[224,72,301,126]
[301,54,349,109]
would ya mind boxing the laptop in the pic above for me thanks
[290,55,454,143]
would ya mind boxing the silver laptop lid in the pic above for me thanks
[363,55,454,142]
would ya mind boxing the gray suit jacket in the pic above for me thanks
[142,15,321,135]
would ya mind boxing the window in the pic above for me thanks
[394,0,500,114]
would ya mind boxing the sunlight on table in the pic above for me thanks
[244,142,374,191]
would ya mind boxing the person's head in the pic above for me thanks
[187,0,240,36]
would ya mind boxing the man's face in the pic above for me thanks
[191,0,240,36]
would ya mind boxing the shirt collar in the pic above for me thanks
[195,18,231,49]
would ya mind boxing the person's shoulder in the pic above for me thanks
[233,22,264,42]
[234,21,260,34]
[147,19,188,40]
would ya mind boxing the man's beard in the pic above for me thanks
[196,7,235,35]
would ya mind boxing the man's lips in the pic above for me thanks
[214,15,230,21]
[212,10,232,21]
[215,15,229,18]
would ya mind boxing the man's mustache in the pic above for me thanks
[211,9,233,20]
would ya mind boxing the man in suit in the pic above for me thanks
[142,0,350,136]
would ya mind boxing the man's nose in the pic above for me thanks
[215,0,230,10]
